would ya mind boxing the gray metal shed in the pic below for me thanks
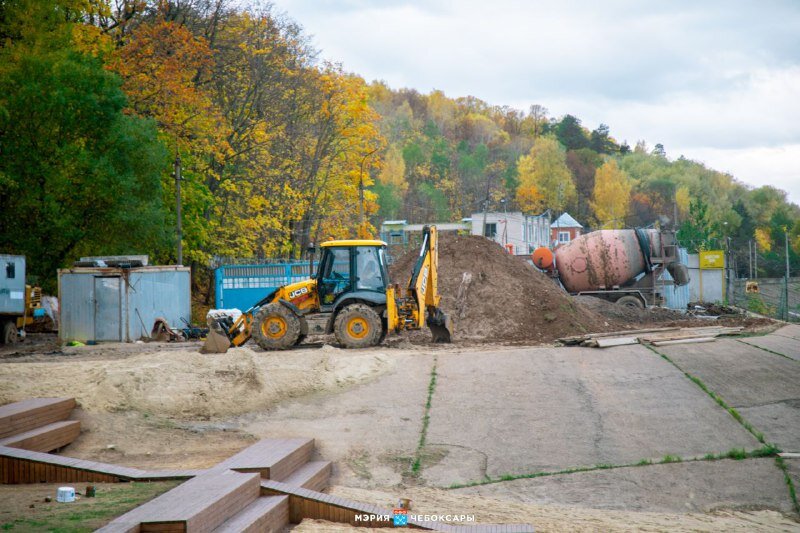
[58,265,191,342]
[0,255,26,316]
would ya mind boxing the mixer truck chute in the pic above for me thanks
[534,229,689,308]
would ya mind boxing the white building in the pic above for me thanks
[470,211,551,255]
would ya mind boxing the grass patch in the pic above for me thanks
[411,356,438,475]
[0,481,179,532]
[660,454,682,464]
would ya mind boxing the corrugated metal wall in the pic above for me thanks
[59,267,190,342]
[660,247,690,310]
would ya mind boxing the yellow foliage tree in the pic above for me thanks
[591,160,632,229]
[515,135,575,213]
[755,227,772,252]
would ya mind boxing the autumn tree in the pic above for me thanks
[589,160,631,228]
[515,136,576,213]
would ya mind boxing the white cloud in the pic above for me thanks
[268,0,800,204]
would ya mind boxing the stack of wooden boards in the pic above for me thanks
[0,398,80,453]
[559,326,744,348]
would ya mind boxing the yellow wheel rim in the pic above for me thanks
[262,316,287,339]
[346,317,369,339]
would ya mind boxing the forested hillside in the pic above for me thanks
[1,0,798,291]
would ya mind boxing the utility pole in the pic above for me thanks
[785,230,791,321]
[748,240,753,279]
[754,240,758,279]
[174,152,183,266]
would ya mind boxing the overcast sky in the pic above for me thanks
[269,0,800,205]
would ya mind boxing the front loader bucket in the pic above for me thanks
[427,308,453,343]
[201,318,232,354]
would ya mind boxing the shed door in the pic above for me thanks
[94,276,121,341]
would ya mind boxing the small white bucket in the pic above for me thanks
[56,487,75,503]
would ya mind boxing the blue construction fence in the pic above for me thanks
[215,262,317,311]
[660,247,690,310]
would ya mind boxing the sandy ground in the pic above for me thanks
[0,329,798,531]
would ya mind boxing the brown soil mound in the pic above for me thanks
[389,234,613,343]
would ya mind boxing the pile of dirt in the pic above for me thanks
[0,344,395,419]
[389,234,614,343]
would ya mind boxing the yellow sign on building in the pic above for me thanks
[699,250,725,269]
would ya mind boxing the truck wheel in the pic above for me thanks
[334,304,383,348]
[1,321,18,345]
[616,295,645,309]
[252,303,301,350]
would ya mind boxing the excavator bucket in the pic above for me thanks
[427,308,453,343]
[201,317,232,354]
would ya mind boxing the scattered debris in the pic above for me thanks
[150,318,185,342]
[559,326,744,348]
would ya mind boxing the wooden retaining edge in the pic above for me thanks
[0,445,200,484]
[260,479,535,532]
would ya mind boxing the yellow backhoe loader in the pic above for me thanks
[203,225,452,352]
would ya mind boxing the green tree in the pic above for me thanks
[0,1,168,290]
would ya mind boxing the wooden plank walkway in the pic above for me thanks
[0,420,80,452]
[98,470,261,533]
[212,438,314,481]
[212,495,289,532]
[260,479,535,532]
[0,446,200,484]
[0,398,75,438]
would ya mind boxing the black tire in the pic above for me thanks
[252,303,301,350]
[334,304,383,349]
[616,295,645,309]
[1,321,18,345]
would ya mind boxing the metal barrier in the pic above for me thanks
[215,262,317,311]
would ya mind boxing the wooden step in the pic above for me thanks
[213,438,314,480]
[0,398,75,438]
[278,460,331,491]
[99,469,260,533]
[212,495,289,533]
[0,420,80,452]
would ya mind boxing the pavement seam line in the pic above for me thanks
[775,455,800,514]
[411,355,438,475]
[445,449,779,490]
[735,338,798,363]
[644,344,767,444]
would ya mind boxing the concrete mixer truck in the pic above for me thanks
[532,229,689,308]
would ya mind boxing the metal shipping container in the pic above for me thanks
[0,255,26,316]
[58,265,191,342]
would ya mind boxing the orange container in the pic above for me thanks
[532,247,554,270]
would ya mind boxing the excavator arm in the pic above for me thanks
[402,225,452,342]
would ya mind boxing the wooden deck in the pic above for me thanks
[0,420,81,452]
[212,495,289,532]
[260,478,535,532]
[0,398,76,439]
[3,435,534,532]
[212,438,314,480]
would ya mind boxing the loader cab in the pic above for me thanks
[316,240,389,310]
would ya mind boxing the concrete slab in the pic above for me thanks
[454,458,794,514]
[740,335,800,362]
[423,345,758,485]
[739,401,800,452]
[774,325,800,341]
[232,351,436,488]
[785,458,800,496]
[657,339,800,407]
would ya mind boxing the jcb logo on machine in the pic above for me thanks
[420,266,429,295]
[289,287,309,300]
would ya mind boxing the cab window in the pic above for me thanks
[356,247,384,291]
